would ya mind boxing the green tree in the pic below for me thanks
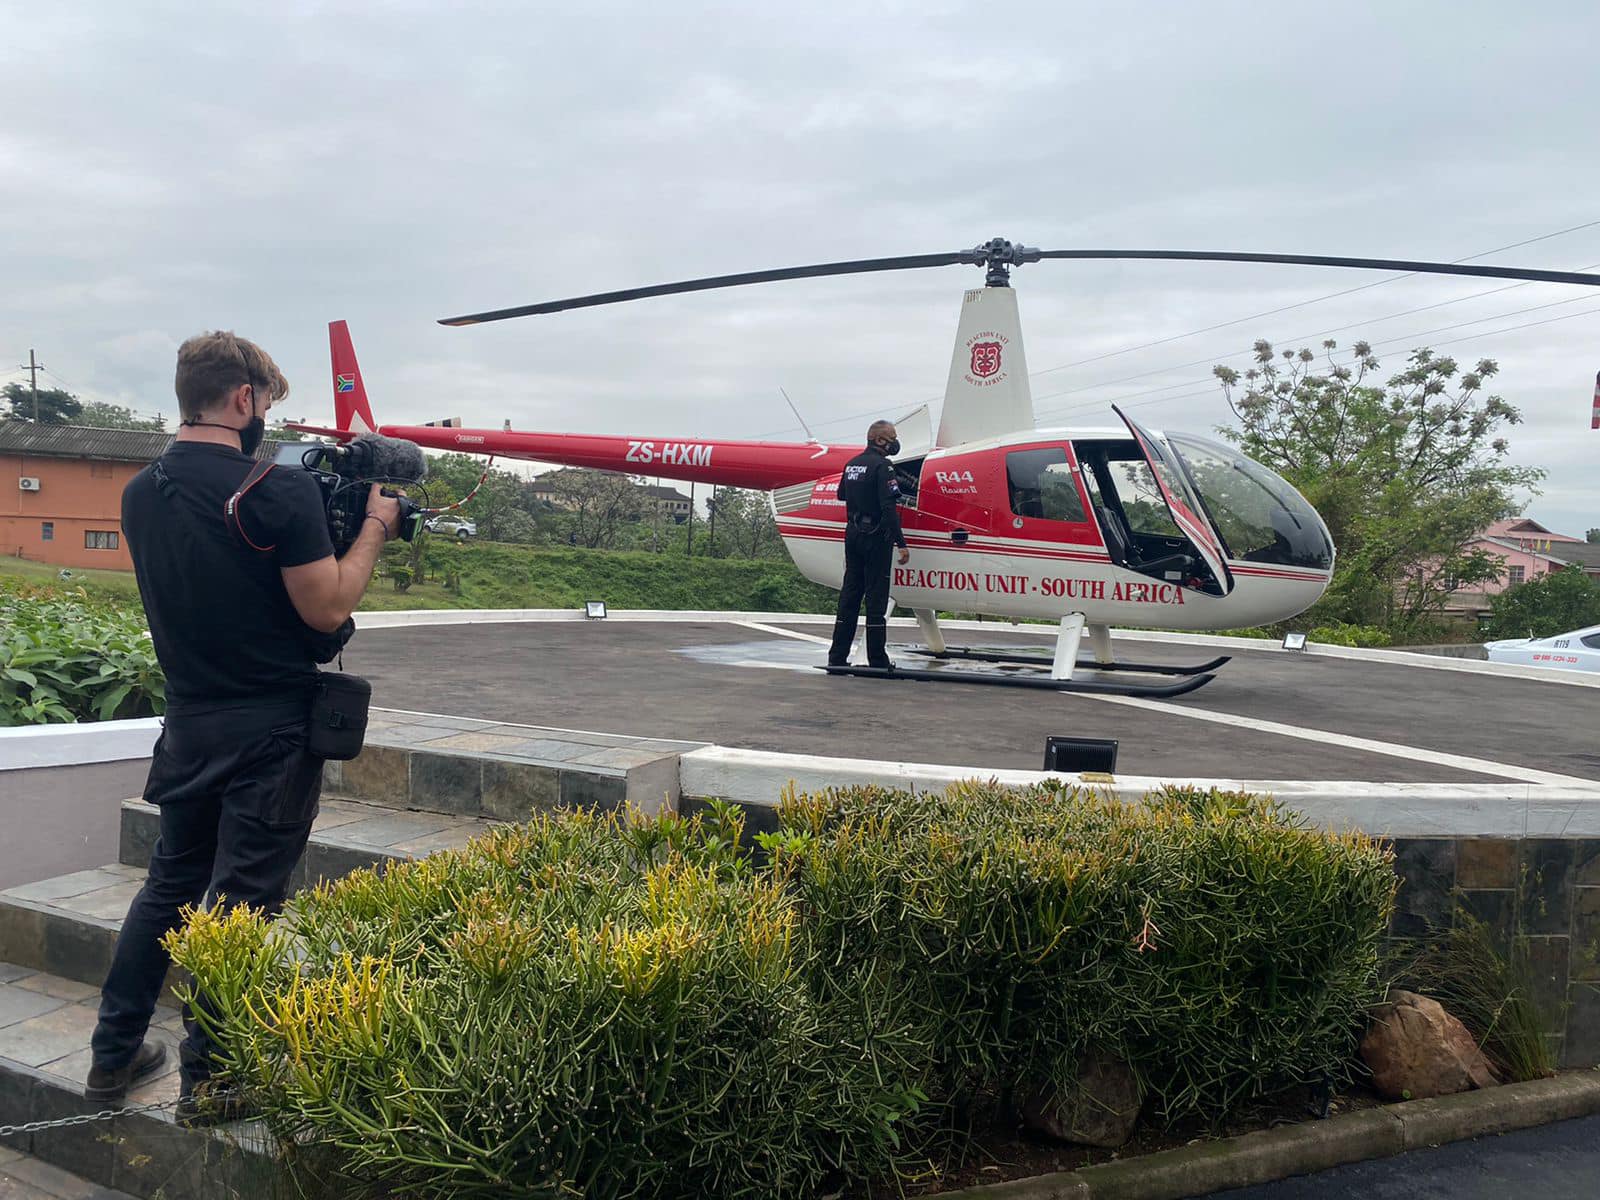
[548,468,645,549]
[708,488,785,559]
[1587,528,1600,544]
[78,401,165,431]
[1214,340,1541,635]
[3,381,81,424]
[1483,566,1600,640]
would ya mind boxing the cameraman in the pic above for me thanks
[85,331,401,1122]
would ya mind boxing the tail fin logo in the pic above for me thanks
[336,373,356,393]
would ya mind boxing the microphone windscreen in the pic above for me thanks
[350,433,428,482]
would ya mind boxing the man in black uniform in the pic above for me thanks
[84,332,401,1121]
[827,420,911,669]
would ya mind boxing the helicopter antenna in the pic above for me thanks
[439,238,1600,326]
[778,387,817,442]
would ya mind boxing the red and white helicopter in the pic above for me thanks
[294,239,1600,697]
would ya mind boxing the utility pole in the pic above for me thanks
[707,486,718,557]
[687,482,695,556]
[24,350,44,421]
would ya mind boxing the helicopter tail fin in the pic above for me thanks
[330,320,378,434]
[1591,369,1598,430]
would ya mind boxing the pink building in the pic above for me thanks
[1445,518,1600,615]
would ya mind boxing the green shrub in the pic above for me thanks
[166,788,1395,1197]
[0,581,163,725]
[1308,622,1393,647]
[774,781,1395,1125]
[168,808,929,1199]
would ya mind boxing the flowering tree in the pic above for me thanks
[1214,340,1542,633]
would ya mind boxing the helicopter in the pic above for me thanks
[293,239,1600,698]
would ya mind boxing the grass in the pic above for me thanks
[3,540,838,616]
[0,554,144,601]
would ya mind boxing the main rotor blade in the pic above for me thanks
[1034,249,1600,287]
[439,250,977,325]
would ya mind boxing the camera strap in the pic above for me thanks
[224,461,278,552]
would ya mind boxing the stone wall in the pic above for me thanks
[1391,836,1599,1068]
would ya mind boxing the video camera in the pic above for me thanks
[272,434,428,554]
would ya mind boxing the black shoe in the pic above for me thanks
[826,659,850,668]
[85,1041,167,1104]
[176,1076,259,1128]
[867,659,896,672]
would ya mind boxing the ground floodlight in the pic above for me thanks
[1282,631,1308,651]
[1043,736,1118,774]
[585,600,608,619]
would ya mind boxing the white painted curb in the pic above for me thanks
[679,746,1600,837]
[352,608,1600,688]
[0,717,162,771]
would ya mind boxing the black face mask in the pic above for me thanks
[874,438,900,456]
[237,415,265,457]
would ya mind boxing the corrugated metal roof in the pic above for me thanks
[0,421,296,463]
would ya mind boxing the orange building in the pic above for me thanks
[3,423,302,571]
[0,423,177,570]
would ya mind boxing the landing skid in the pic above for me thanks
[924,647,1231,677]
[819,663,1215,698]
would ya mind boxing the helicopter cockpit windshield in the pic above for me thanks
[1165,435,1334,571]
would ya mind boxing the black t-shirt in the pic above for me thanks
[121,442,336,711]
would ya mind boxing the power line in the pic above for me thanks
[1025,218,1600,380]
[1033,281,1600,419]
[1043,302,1600,421]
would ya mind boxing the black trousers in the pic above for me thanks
[828,527,894,666]
[91,698,322,1078]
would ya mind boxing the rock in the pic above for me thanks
[1359,989,1501,1101]
[1020,1048,1142,1148]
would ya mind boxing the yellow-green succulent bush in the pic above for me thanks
[167,784,1395,1198]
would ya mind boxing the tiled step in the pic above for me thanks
[331,709,691,818]
[0,800,498,989]
[0,962,277,1198]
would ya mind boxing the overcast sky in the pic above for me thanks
[4,1,1597,530]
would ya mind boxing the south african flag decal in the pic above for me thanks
[335,373,355,393]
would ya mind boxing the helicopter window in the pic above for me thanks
[1006,448,1087,523]
[1112,461,1183,538]
[1167,435,1334,570]
[894,457,923,508]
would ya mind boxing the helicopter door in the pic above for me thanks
[1111,406,1236,597]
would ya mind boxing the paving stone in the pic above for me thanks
[331,811,456,850]
[13,977,96,1004]
[4,873,128,906]
[1519,839,1577,936]
[1389,838,1456,938]
[0,968,32,987]
[570,747,676,770]
[1456,838,1519,889]
[0,1003,97,1068]
[1458,888,1515,951]
[390,826,486,858]
[337,744,409,807]
[410,753,482,816]
[70,885,142,924]
[418,731,532,754]
[115,807,156,873]
[558,769,627,812]
[320,758,343,793]
[481,760,559,822]
[1524,935,1572,1035]
[492,738,604,764]
[1572,887,1600,982]
[300,841,393,888]
[2,1152,133,1198]
[0,986,66,1029]
[307,798,371,831]
[1563,982,1600,1067]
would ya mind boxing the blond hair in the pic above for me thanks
[174,331,289,421]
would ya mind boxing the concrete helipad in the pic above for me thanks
[341,613,1600,785]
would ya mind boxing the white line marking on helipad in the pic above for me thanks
[734,620,831,645]
[1080,693,1592,787]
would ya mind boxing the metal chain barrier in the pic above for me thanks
[0,1098,179,1137]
